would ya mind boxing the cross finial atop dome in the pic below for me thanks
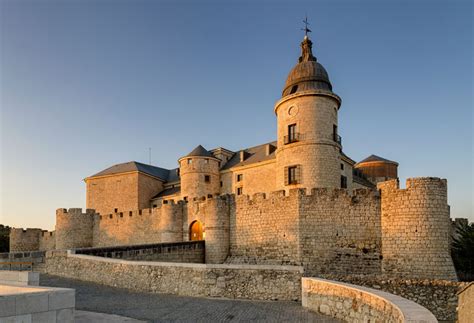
[301,15,312,37]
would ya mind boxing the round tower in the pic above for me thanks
[275,35,342,191]
[55,208,95,250]
[178,145,220,201]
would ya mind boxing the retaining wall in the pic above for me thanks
[302,277,437,323]
[43,250,303,301]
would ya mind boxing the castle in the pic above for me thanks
[10,34,458,280]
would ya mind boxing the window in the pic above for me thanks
[341,175,348,189]
[207,194,213,198]
[333,124,341,144]
[114,208,118,213]
[204,175,210,183]
[220,181,223,187]
[290,85,298,94]
[237,187,243,195]
[285,124,299,144]
[183,196,188,201]
[205,158,209,164]
[236,174,243,182]
[285,165,300,185]
[341,163,344,170]
[187,158,192,164]
[288,166,298,184]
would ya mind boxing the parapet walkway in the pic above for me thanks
[41,274,340,322]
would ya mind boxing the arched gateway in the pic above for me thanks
[189,221,204,241]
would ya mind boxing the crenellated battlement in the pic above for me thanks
[378,177,456,280]
[377,177,447,193]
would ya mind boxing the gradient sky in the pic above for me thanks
[1,0,472,230]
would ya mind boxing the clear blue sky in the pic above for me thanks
[1,0,472,230]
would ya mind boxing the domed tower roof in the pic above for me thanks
[282,35,333,97]
[184,145,214,158]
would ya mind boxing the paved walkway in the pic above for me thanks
[40,274,340,323]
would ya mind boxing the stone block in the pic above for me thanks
[31,310,56,323]
[0,296,16,317]
[56,308,74,323]
[15,293,49,315]
[1,314,32,323]
[48,290,75,310]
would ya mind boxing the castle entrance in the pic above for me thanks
[189,221,204,241]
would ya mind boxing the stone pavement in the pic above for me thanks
[40,274,340,322]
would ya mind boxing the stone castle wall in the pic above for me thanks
[299,188,381,275]
[378,178,457,280]
[9,177,458,281]
[55,208,95,250]
[39,231,56,251]
[9,228,42,252]
[229,190,300,264]
[92,202,184,247]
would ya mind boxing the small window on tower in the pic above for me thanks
[205,175,210,183]
[236,174,243,182]
[288,166,298,184]
[287,124,297,143]
[205,158,209,164]
[290,85,298,94]
[341,163,344,170]
[187,158,192,164]
[237,187,243,195]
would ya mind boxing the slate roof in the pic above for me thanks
[151,186,181,199]
[357,155,398,165]
[184,145,214,158]
[166,168,180,182]
[221,141,277,170]
[88,161,170,181]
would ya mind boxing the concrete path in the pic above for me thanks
[41,274,340,323]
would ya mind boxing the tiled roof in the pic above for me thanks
[357,155,398,165]
[89,161,170,181]
[221,141,277,170]
[184,145,214,158]
[151,186,181,199]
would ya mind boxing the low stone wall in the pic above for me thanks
[43,250,303,301]
[0,251,46,271]
[0,284,75,322]
[74,241,204,263]
[320,274,467,321]
[302,278,437,323]
[0,271,39,286]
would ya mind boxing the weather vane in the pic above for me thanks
[301,16,311,36]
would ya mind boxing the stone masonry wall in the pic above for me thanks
[378,178,457,280]
[320,273,467,322]
[9,228,42,252]
[228,190,300,265]
[86,172,163,216]
[39,231,56,251]
[43,250,303,301]
[302,277,437,323]
[299,188,381,276]
[92,202,184,247]
[55,208,95,250]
